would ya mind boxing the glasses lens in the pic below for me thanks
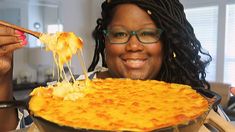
[106,28,129,44]
[137,28,162,43]
[104,28,162,44]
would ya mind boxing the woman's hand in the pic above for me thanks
[0,26,27,55]
[0,25,27,76]
[0,25,27,130]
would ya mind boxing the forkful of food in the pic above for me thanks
[0,20,87,83]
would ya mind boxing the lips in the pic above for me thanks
[122,58,147,69]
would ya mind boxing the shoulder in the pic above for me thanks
[16,108,33,129]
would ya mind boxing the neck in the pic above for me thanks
[96,71,112,79]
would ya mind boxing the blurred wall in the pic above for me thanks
[0,0,104,83]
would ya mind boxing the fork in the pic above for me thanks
[0,20,41,38]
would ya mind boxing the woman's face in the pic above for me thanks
[105,4,163,80]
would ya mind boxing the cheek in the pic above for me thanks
[147,44,163,60]
[147,44,164,75]
[146,44,164,78]
[105,44,124,58]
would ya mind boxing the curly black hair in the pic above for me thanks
[88,0,212,89]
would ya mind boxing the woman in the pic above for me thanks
[0,0,234,131]
[89,0,211,89]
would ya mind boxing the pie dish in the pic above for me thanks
[29,78,209,131]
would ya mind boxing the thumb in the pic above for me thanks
[0,42,25,57]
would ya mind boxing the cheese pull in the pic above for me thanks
[39,32,88,83]
[0,20,83,66]
[0,20,88,83]
[39,32,83,67]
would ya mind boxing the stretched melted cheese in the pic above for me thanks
[29,78,209,131]
[40,32,83,66]
[39,32,85,81]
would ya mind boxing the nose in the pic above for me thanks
[125,35,144,51]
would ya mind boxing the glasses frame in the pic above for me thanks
[103,28,163,44]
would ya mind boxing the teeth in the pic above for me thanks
[126,60,144,63]
[124,59,146,68]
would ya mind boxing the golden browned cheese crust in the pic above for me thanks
[29,78,208,131]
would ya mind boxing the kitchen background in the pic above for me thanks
[0,0,235,98]
[0,0,103,85]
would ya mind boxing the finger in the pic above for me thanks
[0,25,15,35]
[0,42,24,57]
[0,35,23,45]
[0,53,13,75]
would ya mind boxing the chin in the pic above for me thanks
[124,72,148,80]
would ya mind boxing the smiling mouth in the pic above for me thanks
[123,59,147,69]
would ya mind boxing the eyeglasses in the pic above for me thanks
[103,28,163,44]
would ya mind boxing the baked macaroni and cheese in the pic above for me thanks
[39,32,83,67]
[39,32,88,82]
[29,78,209,131]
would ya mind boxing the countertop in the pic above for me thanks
[13,82,47,91]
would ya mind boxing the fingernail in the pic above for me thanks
[18,35,26,41]
[21,39,28,46]
[15,30,24,35]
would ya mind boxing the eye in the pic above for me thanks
[110,31,128,38]
[140,31,157,37]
